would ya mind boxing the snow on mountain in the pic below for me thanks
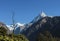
[14,23,25,34]
[40,11,47,17]
[16,22,25,30]
[6,12,53,34]
[40,11,53,18]
[6,25,14,34]
[31,11,47,23]
[31,11,53,23]
[6,25,14,30]
[16,23,24,27]
[6,22,25,34]
[16,23,25,31]
[49,16,53,18]
[6,22,25,29]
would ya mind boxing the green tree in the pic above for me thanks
[0,26,7,35]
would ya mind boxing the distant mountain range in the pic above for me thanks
[0,12,60,41]
[6,22,25,34]
[14,12,48,34]
[1,11,53,34]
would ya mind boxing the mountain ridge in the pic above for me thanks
[22,16,60,41]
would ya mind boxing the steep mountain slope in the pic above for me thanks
[0,22,10,34]
[14,23,25,34]
[31,12,47,23]
[22,16,60,41]
[0,22,8,30]
[6,12,47,34]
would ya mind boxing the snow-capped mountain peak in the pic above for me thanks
[31,11,47,23]
[40,11,47,17]
[6,23,25,31]
[6,22,25,34]
[16,23,24,27]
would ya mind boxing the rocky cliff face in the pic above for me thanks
[22,16,60,41]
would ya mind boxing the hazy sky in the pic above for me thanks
[0,0,60,24]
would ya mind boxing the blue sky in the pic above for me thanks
[0,0,60,24]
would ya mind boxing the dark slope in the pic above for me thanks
[22,16,60,41]
[0,22,10,34]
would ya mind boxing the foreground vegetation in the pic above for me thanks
[0,26,29,41]
[0,34,29,41]
[1,22,60,41]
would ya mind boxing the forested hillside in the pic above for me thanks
[0,26,29,41]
